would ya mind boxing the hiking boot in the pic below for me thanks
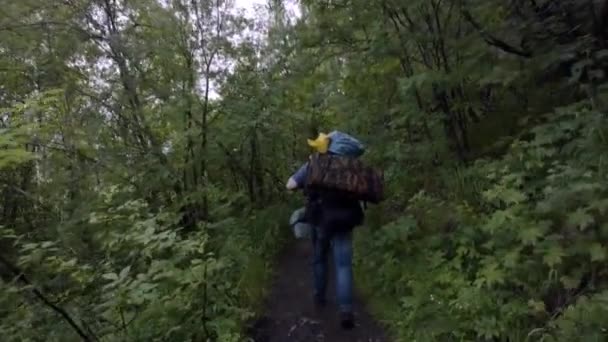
[339,311,354,329]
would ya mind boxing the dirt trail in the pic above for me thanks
[246,238,391,342]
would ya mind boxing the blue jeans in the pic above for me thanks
[311,225,353,313]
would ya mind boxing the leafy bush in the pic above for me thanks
[0,186,290,342]
[355,101,608,341]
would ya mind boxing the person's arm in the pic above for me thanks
[286,162,308,191]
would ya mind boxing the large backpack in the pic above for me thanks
[304,153,385,204]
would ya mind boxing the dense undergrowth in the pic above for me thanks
[1,196,291,341]
[355,100,608,341]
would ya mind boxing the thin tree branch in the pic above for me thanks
[0,253,92,342]
[461,8,532,58]
[0,21,105,40]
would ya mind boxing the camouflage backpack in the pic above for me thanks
[304,153,384,204]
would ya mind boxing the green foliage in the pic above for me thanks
[356,101,608,341]
[0,1,294,341]
[2,0,608,340]
[1,186,289,341]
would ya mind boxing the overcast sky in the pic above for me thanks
[234,0,266,16]
[204,0,300,99]
[234,0,301,19]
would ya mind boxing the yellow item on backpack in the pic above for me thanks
[307,133,330,153]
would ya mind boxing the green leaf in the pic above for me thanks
[543,245,566,268]
[482,265,505,286]
[589,243,606,262]
[518,225,543,246]
[560,275,580,290]
[119,266,131,279]
[21,243,38,251]
[63,258,77,267]
[528,299,546,313]
[102,273,118,281]
[501,188,527,204]
[503,247,521,268]
[485,186,527,205]
[483,209,514,233]
[566,208,594,230]
[40,241,56,248]
[590,198,608,214]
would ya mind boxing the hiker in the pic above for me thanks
[285,131,367,330]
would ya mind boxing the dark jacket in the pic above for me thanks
[304,189,364,233]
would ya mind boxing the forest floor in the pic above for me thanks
[246,238,391,342]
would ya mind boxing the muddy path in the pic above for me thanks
[246,238,391,342]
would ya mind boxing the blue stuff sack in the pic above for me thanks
[327,131,365,157]
[289,207,312,239]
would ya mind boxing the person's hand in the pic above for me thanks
[285,177,298,190]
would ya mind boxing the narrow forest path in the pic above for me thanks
[246,238,391,342]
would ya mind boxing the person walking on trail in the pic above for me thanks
[286,131,370,330]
